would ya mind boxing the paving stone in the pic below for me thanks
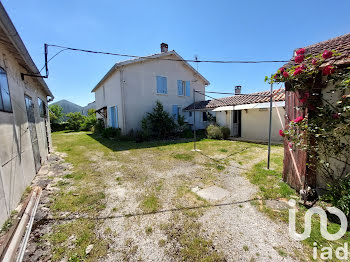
[196,186,230,201]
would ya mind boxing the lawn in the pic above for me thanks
[46,131,284,261]
[44,131,349,261]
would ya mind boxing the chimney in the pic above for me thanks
[235,85,242,95]
[160,43,168,53]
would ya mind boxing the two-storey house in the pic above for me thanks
[92,43,210,134]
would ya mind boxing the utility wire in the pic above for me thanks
[46,44,289,64]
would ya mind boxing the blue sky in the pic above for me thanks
[2,0,349,106]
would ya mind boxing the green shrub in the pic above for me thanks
[66,112,85,131]
[51,122,68,132]
[322,175,350,217]
[102,127,121,139]
[206,124,223,139]
[94,119,105,134]
[220,126,231,139]
[141,101,176,138]
[81,109,97,131]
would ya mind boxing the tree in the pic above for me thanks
[66,112,85,131]
[49,104,64,124]
[81,109,97,131]
[141,101,175,138]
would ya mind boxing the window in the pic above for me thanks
[172,105,181,120]
[156,76,167,94]
[0,67,12,112]
[38,98,47,118]
[203,111,208,121]
[177,80,191,96]
[189,111,192,117]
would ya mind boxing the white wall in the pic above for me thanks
[95,55,207,133]
[241,108,285,143]
[0,41,51,226]
[215,107,285,143]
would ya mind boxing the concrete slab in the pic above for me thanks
[196,186,230,201]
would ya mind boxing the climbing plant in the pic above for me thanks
[266,49,350,186]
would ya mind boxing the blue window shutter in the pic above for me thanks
[111,106,116,127]
[156,76,162,93]
[172,105,178,119]
[109,107,113,127]
[163,77,167,94]
[177,80,183,96]
[115,106,118,128]
[185,81,190,96]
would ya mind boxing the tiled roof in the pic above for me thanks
[284,33,350,68]
[183,89,285,111]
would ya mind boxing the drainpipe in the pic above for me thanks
[120,68,127,134]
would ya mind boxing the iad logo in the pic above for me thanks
[288,199,349,260]
[288,199,348,241]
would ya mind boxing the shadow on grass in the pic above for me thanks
[87,133,205,152]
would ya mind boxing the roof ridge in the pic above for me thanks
[302,33,350,50]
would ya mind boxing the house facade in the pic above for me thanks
[0,3,53,226]
[92,44,210,134]
[184,89,285,143]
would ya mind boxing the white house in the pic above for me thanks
[184,88,285,143]
[0,3,53,226]
[92,43,210,134]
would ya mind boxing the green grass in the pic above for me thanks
[48,131,286,261]
[245,151,350,261]
[140,193,161,213]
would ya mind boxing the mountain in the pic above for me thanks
[82,101,96,116]
[50,100,96,116]
[51,99,83,115]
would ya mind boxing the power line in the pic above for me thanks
[46,43,289,64]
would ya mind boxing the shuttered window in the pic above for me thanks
[109,106,119,128]
[177,80,191,97]
[0,67,12,112]
[172,105,181,120]
[156,76,167,94]
[185,81,190,97]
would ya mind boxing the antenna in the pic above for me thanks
[194,55,199,71]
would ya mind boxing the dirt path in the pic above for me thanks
[199,163,305,261]
[22,135,306,261]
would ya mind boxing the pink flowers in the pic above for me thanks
[279,129,285,137]
[332,113,340,119]
[311,58,318,65]
[293,116,304,123]
[296,48,305,55]
[300,92,310,103]
[293,67,303,76]
[295,54,305,64]
[279,67,285,73]
[322,50,333,59]
[322,65,335,75]
[283,71,289,78]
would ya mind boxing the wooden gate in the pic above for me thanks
[282,89,307,190]
[25,95,41,173]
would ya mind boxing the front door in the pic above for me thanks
[232,110,241,137]
[25,95,41,173]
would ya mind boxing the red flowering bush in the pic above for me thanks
[279,129,285,137]
[266,48,350,193]
[322,65,335,76]
[295,54,304,64]
[322,50,333,59]
[296,48,305,55]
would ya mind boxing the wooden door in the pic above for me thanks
[25,95,41,173]
[232,110,241,137]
